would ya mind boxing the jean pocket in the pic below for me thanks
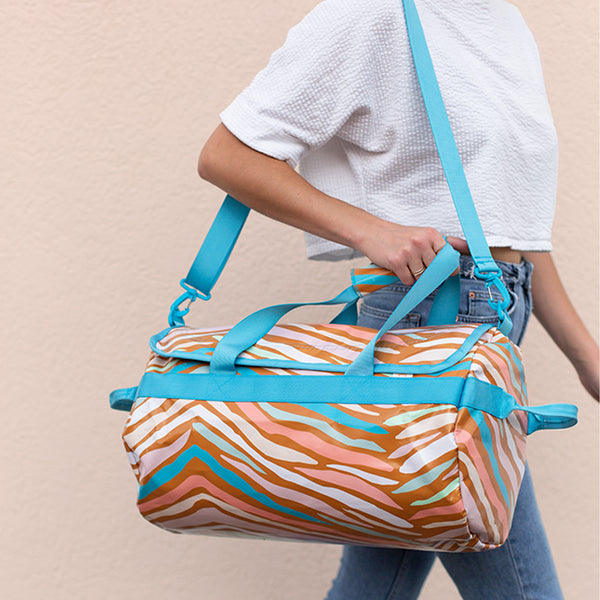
[359,304,422,330]
[457,280,518,324]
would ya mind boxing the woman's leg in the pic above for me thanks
[325,547,436,600]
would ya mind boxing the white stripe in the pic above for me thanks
[396,413,457,440]
[399,433,456,474]
[206,401,318,464]
[458,450,501,543]
[328,464,398,485]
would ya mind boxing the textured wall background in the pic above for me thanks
[1,1,597,598]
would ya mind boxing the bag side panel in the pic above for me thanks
[455,333,528,548]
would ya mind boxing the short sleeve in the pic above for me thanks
[220,0,391,167]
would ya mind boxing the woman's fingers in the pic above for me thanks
[447,236,469,254]
[360,222,457,285]
[407,247,440,282]
[407,230,446,282]
[408,261,426,279]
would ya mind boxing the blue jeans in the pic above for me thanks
[325,257,563,600]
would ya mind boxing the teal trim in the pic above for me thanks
[137,371,465,406]
[133,371,576,432]
[149,326,182,354]
[111,367,579,428]
[346,243,460,376]
[461,377,578,433]
[109,387,138,411]
[460,377,515,417]
[521,404,578,434]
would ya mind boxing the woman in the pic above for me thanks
[197,0,598,597]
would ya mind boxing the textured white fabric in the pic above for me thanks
[220,0,558,259]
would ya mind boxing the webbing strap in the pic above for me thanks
[112,375,578,434]
[184,195,250,295]
[402,0,496,273]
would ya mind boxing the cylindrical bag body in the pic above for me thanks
[122,321,530,552]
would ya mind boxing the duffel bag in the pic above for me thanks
[109,0,578,552]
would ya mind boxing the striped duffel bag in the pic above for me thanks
[110,236,577,553]
[109,0,576,551]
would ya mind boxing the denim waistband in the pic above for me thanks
[458,255,533,286]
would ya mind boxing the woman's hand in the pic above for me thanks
[356,221,470,285]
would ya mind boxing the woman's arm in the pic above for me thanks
[522,251,599,401]
[199,126,598,400]
[197,124,468,285]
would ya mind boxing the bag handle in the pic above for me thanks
[209,242,459,374]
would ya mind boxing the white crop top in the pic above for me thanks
[220,0,558,259]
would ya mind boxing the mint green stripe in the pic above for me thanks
[392,459,455,494]
[410,478,460,506]
[384,406,448,427]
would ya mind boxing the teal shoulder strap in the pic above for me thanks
[170,0,513,335]
[401,0,511,334]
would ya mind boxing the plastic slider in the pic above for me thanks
[168,279,212,327]
[473,264,502,281]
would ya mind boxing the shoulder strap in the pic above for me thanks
[402,0,511,333]
[402,0,497,274]
[172,0,512,334]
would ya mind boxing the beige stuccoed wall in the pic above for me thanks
[1,0,597,598]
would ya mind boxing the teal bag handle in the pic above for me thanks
[345,244,459,376]
[210,242,460,374]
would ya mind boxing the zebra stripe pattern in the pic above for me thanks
[122,322,529,551]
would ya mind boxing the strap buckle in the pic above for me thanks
[168,279,211,327]
[484,275,513,336]
[472,266,513,336]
